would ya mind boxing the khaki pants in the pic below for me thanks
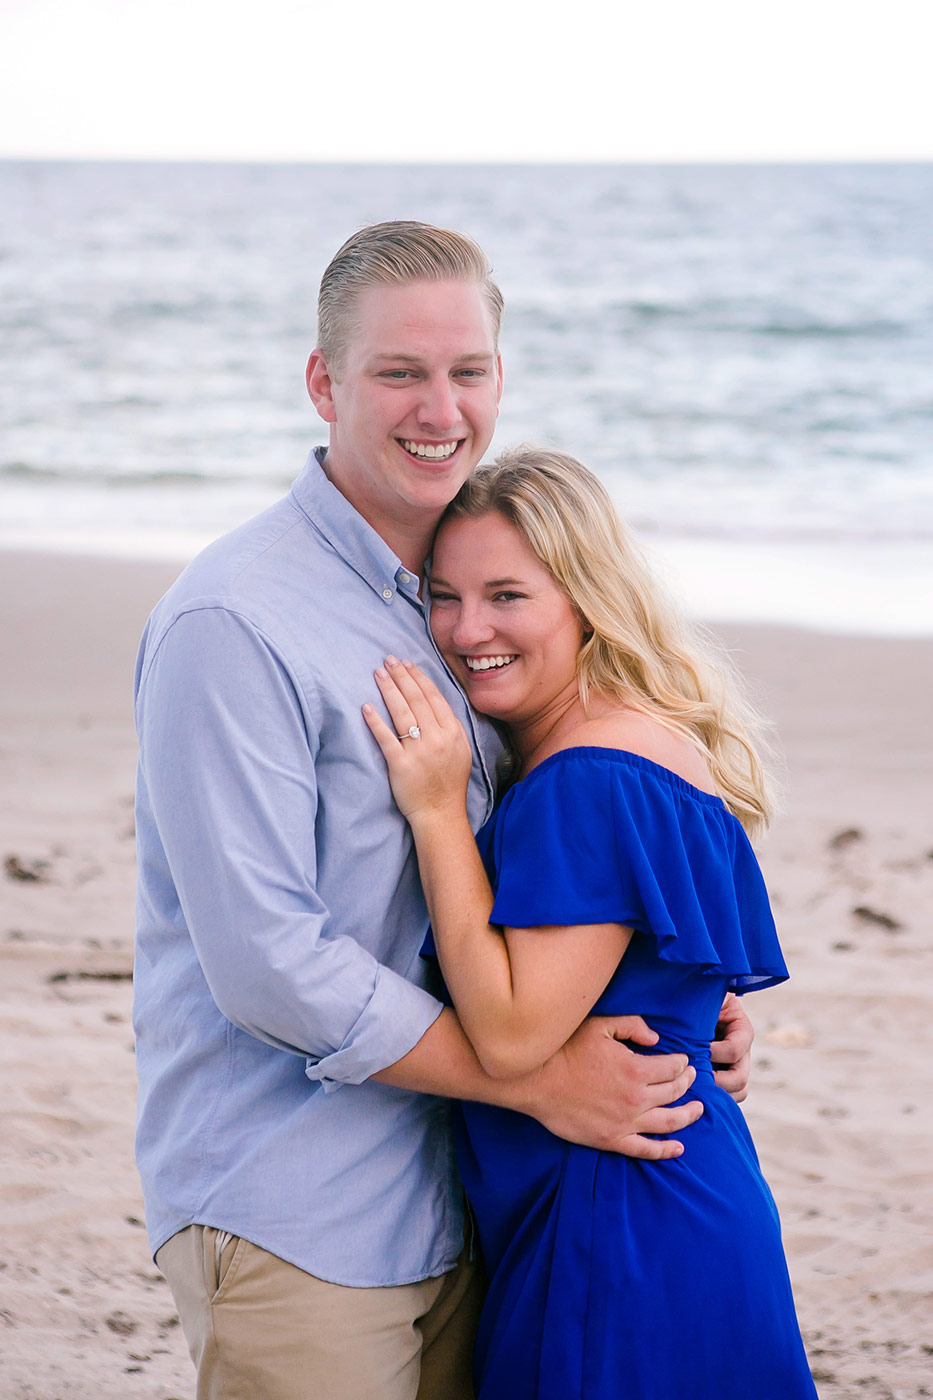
[156,1225,485,1400]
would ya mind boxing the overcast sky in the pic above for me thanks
[1,0,930,163]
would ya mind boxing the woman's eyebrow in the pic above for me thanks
[430,575,527,589]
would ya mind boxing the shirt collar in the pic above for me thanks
[290,447,423,608]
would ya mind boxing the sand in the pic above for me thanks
[0,550,931,1400]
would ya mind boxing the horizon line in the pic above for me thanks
[3,153,933,168]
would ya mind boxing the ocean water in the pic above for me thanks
[1,160,931,634]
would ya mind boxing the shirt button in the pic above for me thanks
[398,572,411,585]
[382,588,393,600]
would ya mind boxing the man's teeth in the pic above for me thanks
[465,655,517,672]
[402,440,459,460]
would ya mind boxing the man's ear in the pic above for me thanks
[306,350,337,423]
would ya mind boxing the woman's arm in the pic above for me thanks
[411,801,632,1077]
[363,658,632,1078]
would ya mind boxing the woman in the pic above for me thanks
[363,447,817,1400]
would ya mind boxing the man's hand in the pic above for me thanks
[521,1015,703,1160]
[711,994,754,1102]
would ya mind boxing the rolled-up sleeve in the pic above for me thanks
[135,605,443,1089]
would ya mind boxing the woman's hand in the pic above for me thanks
[363,657,473,824]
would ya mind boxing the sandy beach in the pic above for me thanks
[1,549,931,1400]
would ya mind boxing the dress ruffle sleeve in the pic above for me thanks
[484,747,787,994]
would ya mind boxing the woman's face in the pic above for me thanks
[429,510,585,726]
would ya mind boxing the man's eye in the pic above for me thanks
[381,370,412,380]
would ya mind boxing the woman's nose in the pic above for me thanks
[451,604,495,647]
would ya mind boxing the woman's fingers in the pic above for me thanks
[373,658,431,739]
[381,657,440,720]
[369,658,470,767]
[398,660,461,728]
[361,702,403,761]
[364,661,471,821]
[374,654,463,737]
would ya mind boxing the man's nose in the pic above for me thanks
[417,376,460,432]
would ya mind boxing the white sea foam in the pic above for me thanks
[647,536,933,637]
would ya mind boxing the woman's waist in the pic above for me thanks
[624,1026,717,1078]
[456,1035,719,1149]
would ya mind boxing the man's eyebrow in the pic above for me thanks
[369,351,495,365]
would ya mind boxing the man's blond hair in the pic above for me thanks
[317,221,503,375]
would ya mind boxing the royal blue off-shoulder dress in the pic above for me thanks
[426,748,817,1400]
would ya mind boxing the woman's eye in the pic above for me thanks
[494,591,524,603]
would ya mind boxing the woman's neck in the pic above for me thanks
[513,688,625,777]
[512,690,590,777]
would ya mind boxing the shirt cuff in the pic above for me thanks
[304,968,445,1093]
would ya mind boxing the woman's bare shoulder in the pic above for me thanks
[557,708,717,794]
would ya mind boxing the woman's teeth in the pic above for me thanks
[402,440,459,460]
[465,655,517,672]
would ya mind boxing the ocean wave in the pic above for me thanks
[0,461,292,489]
[2,158,931,629]
[509,298,913,340]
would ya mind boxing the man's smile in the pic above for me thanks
[399,439,463,461]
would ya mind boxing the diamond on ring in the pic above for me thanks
[399,724,421,740]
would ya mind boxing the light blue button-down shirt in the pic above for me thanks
[134,449,504,1285]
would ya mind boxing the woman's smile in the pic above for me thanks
[463,653,518,672]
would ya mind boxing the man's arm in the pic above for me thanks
[374,1009,702,1160]
[136,606,444,1085]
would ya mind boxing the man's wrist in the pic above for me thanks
[484,1053,551,1118]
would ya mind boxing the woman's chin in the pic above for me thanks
[464,685,516,723]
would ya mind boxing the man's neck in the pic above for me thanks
[380,518,436,581]
[319,450,440,581]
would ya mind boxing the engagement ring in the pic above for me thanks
[399,725,421,741]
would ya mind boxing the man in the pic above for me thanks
[134,222,752,1400]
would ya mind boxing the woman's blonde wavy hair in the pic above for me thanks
[443,446,777,836]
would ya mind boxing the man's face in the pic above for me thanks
[307,279,502,543]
